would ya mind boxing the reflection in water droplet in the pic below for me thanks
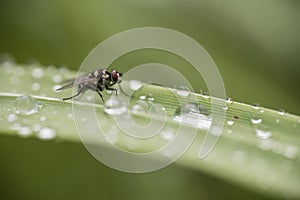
[255,129,272,139]
[51,74,63,83]
[232,150,247,165]
[14,95,41,115]
[139,95,146,100]
[160,130,175,140]
[31,68,44,79]
[252,103,260,110]
[31,83,41,91]
[104,97,127,115]
[7,113,17,122]
[18,126,32,136]
[278,108,285,116]
[251,115,262,125]
[38,127,56,140]
[227,120,234,126]
[129,80,142,91]
[173,102,211,130]
[283,146,298,159]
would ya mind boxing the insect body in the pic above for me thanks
[56,69,123,102]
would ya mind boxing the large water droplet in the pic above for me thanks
[14,95,41,115]
[104,97,127,115]
[255,129,272,139]
[38,127,56,140]
[129,80,142,91]
[173,102,211,130]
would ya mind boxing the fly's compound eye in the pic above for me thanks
[111,70,119,82]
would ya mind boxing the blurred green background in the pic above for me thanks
[0,0,299,199]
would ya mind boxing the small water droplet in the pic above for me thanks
[201,92,210,99]
[17,126,32,136]
[85,95,94,102]
[51,74,63,83]
[232,150,247,165]
[32,123,42,132]
[31,83,41,91]
[148,97,155,101]
[275,119,280,123]
[260,108,265,113]
[283,146,298,159]
[176,86,190,97]
[227,120,234,126]
[104,97,127,115]
[129,80,142,91]
[14,95,41,115]
[160,130,175,140]
[173,102,211,130]
[222,106,228,111]
[38,127,56,140]
[252,103,260,110]
[31,68,44,79]
[7,113,17,122]
[278,108,285,116]
[259,139,274,151]
[255,129,272,139]
[251,115,262,124]
[40,116,46,122]
[14,66,25,76]
[225,97,232,104]
[227,129,232,134]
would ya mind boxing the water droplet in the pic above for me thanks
[32,123,42,132]
[51,74,63,83]
[251,115,262,124]
[148,97,155,101]
[232,150,247,165]
[201,92,210,99]
[222,106,228,111]
[85,95,94,102]
[31,83,41,91]
[283,146,298,159]
[227,129,232,134]
[17,126,32,136]
[14,66,25,76]
[31,68,44,79]
[129,80,142,91]
[227,120,234,126]
[14,95,41,115]
[275,119,280,123]
[255,129,272,139]
[252,103,260,110]
[173,102,211,130]
[278,108,285,116]
[38,127,56,140]
[40,116,46,122]
[260,108,265,113]
[7,113,17,122]
[259,139,274,151]
[176,86,190,97]
[104,97,127,115]
[225,97,232,104]
[160,129,175,140]
[139,95,146,100]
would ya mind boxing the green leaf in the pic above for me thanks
[0,61,299,199]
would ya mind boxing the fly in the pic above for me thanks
[56,69,125,103]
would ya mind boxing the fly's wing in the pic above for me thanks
[56,77,99,91]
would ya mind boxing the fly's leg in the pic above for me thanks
[106,87,118,96]
[62,87,86,101]
[96,90,105,103]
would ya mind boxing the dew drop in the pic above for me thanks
[176,86,190,97]
[227,120,234,126]
[251,115,262,125]
[255,129,272,139]
[278,108,285,116]
[225,97,232,104]
[31,68,44,79]
[7,113,17,122]
[148,97,155,101]
[38,127,56,140]
[160,129,175,141]
[173,102,211,130]
[51,74,63,83]
[222,106,228,111]
[104,97,127,115]
[31,83,41,91]
[252,103,260,110]
[40,116,46,122]
[14,95,41,115]
[18,126,32,136]
[129,80,142,91]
